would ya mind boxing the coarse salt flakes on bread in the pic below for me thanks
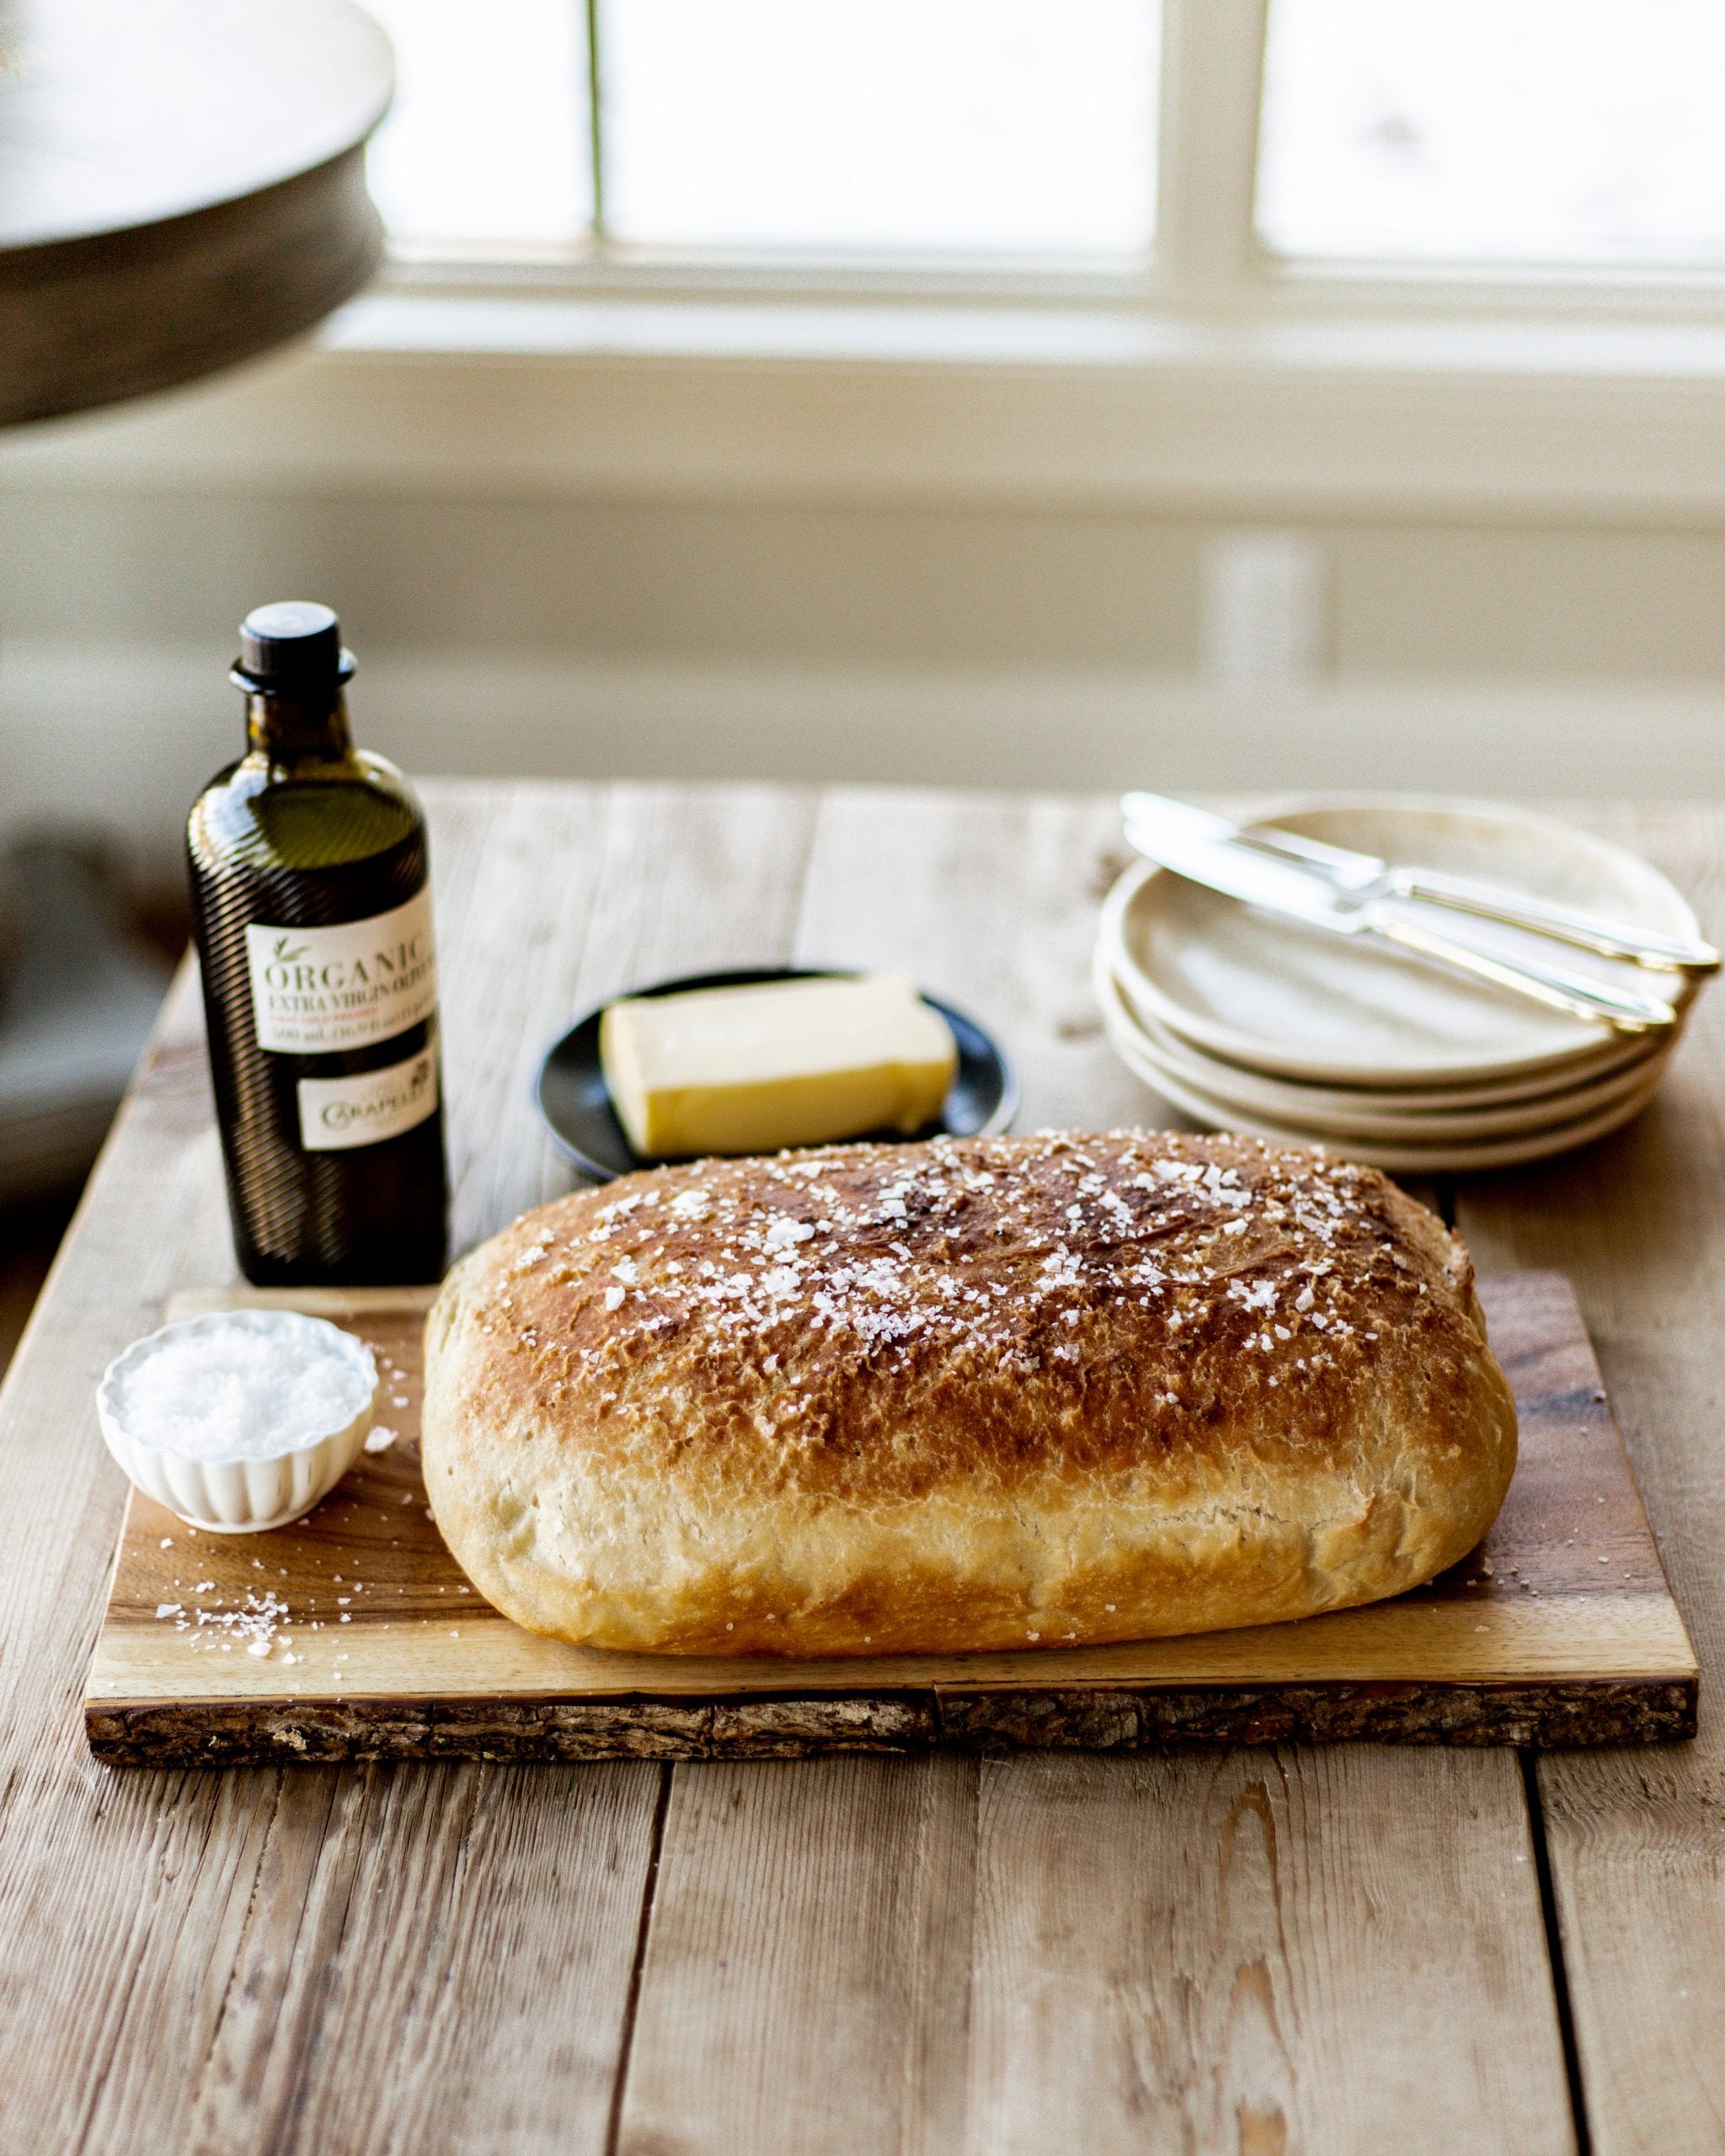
[421,1132,1517,1657]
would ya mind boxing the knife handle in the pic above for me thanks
[1394,869,1721,975]
[1371,911,1679,1034]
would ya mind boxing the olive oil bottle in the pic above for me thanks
[187,603,447,1284]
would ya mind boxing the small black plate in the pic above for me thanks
[536,967,1017,1183]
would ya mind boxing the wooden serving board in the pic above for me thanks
[84,1271,1697,1764]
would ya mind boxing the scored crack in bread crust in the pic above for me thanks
[421,1131,1518,1657]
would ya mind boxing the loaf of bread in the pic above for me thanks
[421,1132,1516,1657]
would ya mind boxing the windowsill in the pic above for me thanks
[328,288,1725,376]
[10,283,1725,520]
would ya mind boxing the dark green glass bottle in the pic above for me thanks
[186,603,448,1285]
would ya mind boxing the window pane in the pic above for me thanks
[1258,0,1725,265]
[601,0,1159,256]
[362,0,591,252]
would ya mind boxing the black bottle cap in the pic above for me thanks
[233,600,355,692]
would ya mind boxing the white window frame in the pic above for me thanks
[388,0,1725,322]
[13,0,1725,519]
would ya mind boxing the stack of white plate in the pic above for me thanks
[1094,798,1706,1172]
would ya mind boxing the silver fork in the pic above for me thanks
[1122,794,1720,975]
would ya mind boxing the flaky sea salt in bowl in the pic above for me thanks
[96,1310,377,1532]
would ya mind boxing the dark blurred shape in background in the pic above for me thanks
[0,837,182,1376]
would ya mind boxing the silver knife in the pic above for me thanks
[1119,808,1679,1034]
[1123,792,1720,975]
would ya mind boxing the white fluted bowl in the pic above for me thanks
[96,1310,377,1533]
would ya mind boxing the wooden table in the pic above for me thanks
[2,782,1719,2155]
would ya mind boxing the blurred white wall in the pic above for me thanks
[5,327,1725,874]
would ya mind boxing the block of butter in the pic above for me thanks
[600,974,959,1159]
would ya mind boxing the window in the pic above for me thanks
[75,3,1718,525]
[1258,0,1725,269]
[362,0,594,254]
[362,0,1160,265]
[360,0,1725,308]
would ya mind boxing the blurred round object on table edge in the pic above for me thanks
[0,0,392,425]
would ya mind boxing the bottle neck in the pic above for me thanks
[245,688,356,767]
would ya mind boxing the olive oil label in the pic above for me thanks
[244,890,436,1053]
[297,1038,439,1151]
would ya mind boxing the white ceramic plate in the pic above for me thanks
[1100,798,1702,1089]
[1107,950,1665,1111]
[1098,989,1668,1172]
[1093,953,1678,1141]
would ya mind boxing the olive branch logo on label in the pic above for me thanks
[272,935,310,965]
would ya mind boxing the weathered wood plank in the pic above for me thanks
[617,1746,1573,2156]
[429,778,819,1253]
[173,1760,661,2156]
[793,787,1155,1135]
[428,780,611,1245]
[1455,803,1725,2156]
[963,1748,1568,2156]
[620,1758,980,2156]
[609,784,1578,2156]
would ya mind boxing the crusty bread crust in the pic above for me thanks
[421,1132,1517,1657]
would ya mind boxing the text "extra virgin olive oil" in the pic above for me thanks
[187,603,448,1284]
